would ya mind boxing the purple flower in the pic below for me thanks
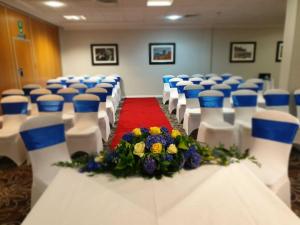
[122,132,134,142]
[106,150,119,163]
[160,127,169,134]
[164,134,174,147]
[164,154,173,161]
[141,128,149,134]
[143,157,157,175]
[184,151,201,169]
[145,135,167,149]
[80,160,101,172]
[184,145,197,159]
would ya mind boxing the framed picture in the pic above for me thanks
[149,43,176,65]
[91,44,119,66]
[276,41,283,62]
[229,42,256,63]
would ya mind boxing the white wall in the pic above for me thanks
[60,27,283,96]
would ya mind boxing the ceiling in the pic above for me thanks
[0,0,287,30]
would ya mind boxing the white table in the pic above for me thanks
[22,163,300,225]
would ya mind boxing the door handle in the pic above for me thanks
[18,68,24,77]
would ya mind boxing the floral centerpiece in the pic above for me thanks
[56,127,256,179]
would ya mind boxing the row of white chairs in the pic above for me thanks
[162,73,299,207]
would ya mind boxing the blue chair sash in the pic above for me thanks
[184,89,201,99]
[76,88,87,94]
[181,77,189,81]
[176,85,186,94]
[295,95,300,106]
[252,118,298,144]
[228,83,239,91]
[20,124,65,151]
[84,82,97,88]
[66,82,75,87]
[203,84,213,90]
[169,81,179,88]
[102,81,116,87]
[89,92,107,102]
[221,75,231,80]
[264,94,289,106]
[191,80,201,85]
[101,87,113,95]
[238,86,258,92]
[23,88,37,96]
[1,102,28,115]
[37,101,64,112]
[48,88,60,94]
[30,94,45,103]
[199,96,223,108]
[256,82,264,91]
[216,89,231,98]
[74,100,99,113]
[215,80,223,84]
[59,93,77,102]
[232,95,257,107]
[47,81,61,86]
[163,77,172,83]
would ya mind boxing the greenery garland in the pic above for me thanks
[56,127,258,179]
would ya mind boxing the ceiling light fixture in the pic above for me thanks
[166,14,183,21]
[44,1,65,8]
[147,0,173,7]
[63,15,87,21]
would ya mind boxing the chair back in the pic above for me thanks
[70,83,88,94]
[73,94,100,125]
[204,73,218,80]
[162,75,174,91]
[211,84,231,108]
[294,89,300,120]
[191,74,205,79]
[220,73,232,81]
[2,89,24,98]
[246,78,264,92]
[30,89,51,104]
[184,84,204,109]
[251,110,299,174]
[58,88,79,115]
[23,84,41,96]
[177,74,189,81]
[200,80,216,90]
[223,79,240,91]
[20,115,70,184]
[209,76,223,84]
[264,89,290,113]
[96,83,114,96]
[86,87,108,111]
[66,79,80,87]
[198,90,224,123]
[1,96,28,128]
[238,82,259,92]
[189,77,203,85]
[47,84,64,94]
[47,79,62,85]
[37,95,64,117]
[232,90,257,123]
[231,76,244,83]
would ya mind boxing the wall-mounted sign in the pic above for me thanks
[17,20,25,39]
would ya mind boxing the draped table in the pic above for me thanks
[21,163,300,225]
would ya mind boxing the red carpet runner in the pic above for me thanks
[111,98,173,148]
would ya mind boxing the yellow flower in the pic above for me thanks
[94,153,104,163]
[151,143,163,154]
[167,144,178,154]
[133,142,145,158]
[150,127,161,135]
[132,128,142,136]
[171,129,181,138]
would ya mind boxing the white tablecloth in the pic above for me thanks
[22,163,300,225]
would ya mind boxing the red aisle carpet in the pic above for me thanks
[111,98,173,148]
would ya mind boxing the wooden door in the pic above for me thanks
[13,39,36,87]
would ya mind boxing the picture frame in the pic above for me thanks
[229,42,256,63]
[276,41,283,62]
[91,44,119,66]
[149,43,176,65]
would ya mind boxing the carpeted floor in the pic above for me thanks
[0,97,300,225]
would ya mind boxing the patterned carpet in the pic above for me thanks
[0,98,299,225]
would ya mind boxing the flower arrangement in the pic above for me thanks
[56,127,255,179]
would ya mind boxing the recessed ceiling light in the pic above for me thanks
[147,0,173,7]
[63,15,87,21]
[166,14,183,21]
[44,1,65,8]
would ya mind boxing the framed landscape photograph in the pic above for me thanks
[91,44,119,65]
[229,42,256,63]
[276,41,283,62]
[149,43,176,65]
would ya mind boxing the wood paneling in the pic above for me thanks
[0,3,61,92]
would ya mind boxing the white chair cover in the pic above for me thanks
[177,74,189,81]
[191,74,205,79]
[176,81,193,123]
[22,84,41,96]
[238,82,259,92]
[197,90,235,148]
[19,115,71,206]
[86,88,111,142]
[70,83,88,94]
[223,78,240,92]
[66,94,103,155]
[189,77,203,85]
[232,90,258,152]
[58,88,78,129]
[47,79,62,86]
[96,83,115,125]
[246,78,265,107]
[183,84,204,135]
[204,73,218,79]
[200,80,216,91]
[106,76,121,104]
[101,78,119,108]
[209,76,223,84]
[211,84,234,124]
[220,73,232,81]
[30,89,52,116]
[264,89,290,113]
[46,84,64,94]
[243,110,299,206]
[0,96,28,166]
[168,78,183,113]
[231,75,244,83]
[162,75,174,104]
[2,89,25,98]
[66,79,80,87]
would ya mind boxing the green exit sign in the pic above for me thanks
[17,20,26,39]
